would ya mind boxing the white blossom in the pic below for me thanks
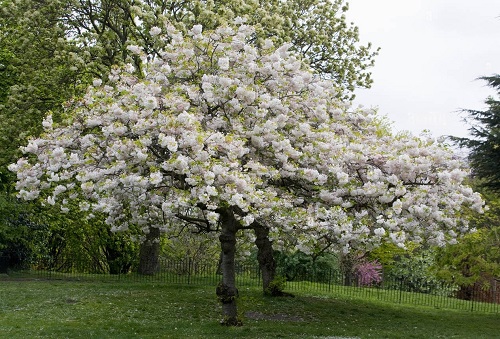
[149,26,162,36]
[126,45,142,55]
[242,214,254,226]
[218,57,229,70]
[8,21,484,257]
[149,172,163,185]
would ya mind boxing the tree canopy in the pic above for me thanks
[0,0,378,173]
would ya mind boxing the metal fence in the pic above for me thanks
[1,256,499,314]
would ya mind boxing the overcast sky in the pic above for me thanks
[346,0,500,138]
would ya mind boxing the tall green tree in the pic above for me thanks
[0,1,86,170]
[454,74,500,191]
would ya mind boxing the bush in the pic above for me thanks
[0,201,39,271]
[384,250,451,295]
[264,275,287,296]
[275,251,340,283]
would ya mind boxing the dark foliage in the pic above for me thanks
[453,74,500,191]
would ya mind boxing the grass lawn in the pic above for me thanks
[0,279,498,338]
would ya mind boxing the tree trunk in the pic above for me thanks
[340,252,357,286]
[254,224,277,294]
[216,208,241,326]
[138,226,161,275]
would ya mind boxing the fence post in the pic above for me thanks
[399,278,404,304]
[328,268,331,293]
[48,258,53,280]
[470,285,475,312]
[492,279,497,305]
[187,258,192,285]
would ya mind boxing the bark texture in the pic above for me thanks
[254,224,277,294]
[216,208,241,326]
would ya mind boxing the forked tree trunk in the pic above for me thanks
[216,208,241,326]
[138,226,161,275]
[254,224,277,294]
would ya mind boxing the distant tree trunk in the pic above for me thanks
[340,252,358,286]
[254,224,277,294]
[216,208,241,326]
[456,284,474,301]
[138,226,161,275]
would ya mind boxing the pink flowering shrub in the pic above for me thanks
[355,260,383,286]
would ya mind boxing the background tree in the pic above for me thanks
[0,0,86,170]
[440,73,500,301]
[434,187,500,299]
[10,22,483,325]
[31,204,139,274]
[453,74,500,191]
[0,192,34,272]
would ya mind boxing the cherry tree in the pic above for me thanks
[9,21,483,324]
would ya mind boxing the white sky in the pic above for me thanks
[347,0,500,138]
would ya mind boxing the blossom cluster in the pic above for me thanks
[355,260,383,287]
[9,20,484,251]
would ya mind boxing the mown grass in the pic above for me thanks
[8,269,500,314]
[0,279,499,338]
[285,280,500,314]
